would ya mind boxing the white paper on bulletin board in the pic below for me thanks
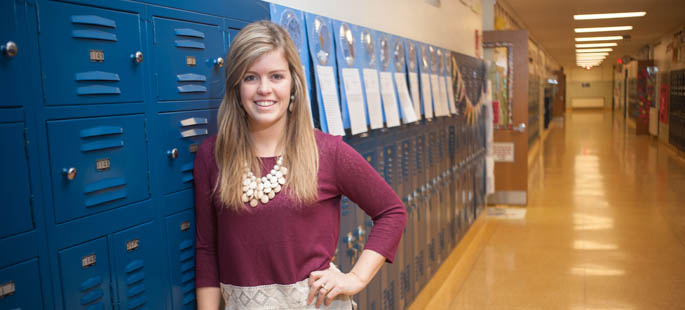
[492,142,514,162]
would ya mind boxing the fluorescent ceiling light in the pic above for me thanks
[574,12,646,20]
[576,53,609,56]
[576,43,618,48]
[577,57,606,60]
[575,26,633,33]
[577,48,613,53]
[575,36,623,42]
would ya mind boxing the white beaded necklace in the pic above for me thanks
[241,156,288,207]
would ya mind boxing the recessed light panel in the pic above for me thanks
[576,43,618,48]
[575,26,633,33]
[575,36,623,42]
[577,48,613,53]
[574,12,646,20]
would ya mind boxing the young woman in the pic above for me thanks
[193,21,406,309]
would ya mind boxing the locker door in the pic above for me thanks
[0,122,33,238]
[58,237,113,310]
[1,0,28,108]
[39,1,145,106]
[361,150,381,310]
[109,222,163,310]
[152,16,224,102]
[156,109,214,196]
[0,259,43,309]
[165,210,196,310]
[382,144,399,310]
[337,196,358,273]
[47,114,149,223]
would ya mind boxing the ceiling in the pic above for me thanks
[500,0,685,70]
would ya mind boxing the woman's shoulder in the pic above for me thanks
[313,129,342,150]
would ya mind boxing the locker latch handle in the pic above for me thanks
[62,167,77,181]
[214,57,224,68]
[2,41,17,57]
[167,148,179,159]
[131,51,143,63]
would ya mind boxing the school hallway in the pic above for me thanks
[416,109,685,310]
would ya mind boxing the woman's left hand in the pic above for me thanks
[306,267,365,308]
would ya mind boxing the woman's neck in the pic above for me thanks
[248,121,286,157]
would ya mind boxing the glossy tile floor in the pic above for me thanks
[447,110,685,309]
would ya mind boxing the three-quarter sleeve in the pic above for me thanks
[194,139,220,288]
[333,138,407,263]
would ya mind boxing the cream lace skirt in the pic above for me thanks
[220,264,356,310]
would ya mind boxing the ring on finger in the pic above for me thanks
[321,284,328,292]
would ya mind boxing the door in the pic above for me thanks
[483,30,529,205]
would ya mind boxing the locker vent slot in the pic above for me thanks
[127,283,145,298]
[80,288,104,305]
[125,259,144,273]
[178,240,193,251]
[71,15,116,28]
[179,237,196,304]
[84,178,126,194]
[85,190,127,207]
[175,28,205,38]
[181,161,193,172]
[180,128,208,138]
[72,30,117,42]
[76,71,120,82]
[128,295,148,309]
[80,276,102,292]
[177,85,207,94]
[174,40,205,49]
[126,271,145,286]
[81,139,124,152]
[180,117,209,127]
[183,292,197,305]
[181,271,195,283]
[77,85,122,96]
[177,73,207,82]
[182,282,194,294]
[80,126,124,138]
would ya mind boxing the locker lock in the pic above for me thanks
[167,148,179,159]
[214,57,224,68]
[2,41,18,57]
[62,167,77,181]
[131,51,143,63]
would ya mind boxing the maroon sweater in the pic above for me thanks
[194,130,407,287]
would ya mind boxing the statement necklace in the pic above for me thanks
[241,156,288,207]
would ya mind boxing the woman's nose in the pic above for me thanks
[257,79,271,95]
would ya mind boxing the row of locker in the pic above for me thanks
[670,69,685,151]
[1,0,266,309]
[336,113,488,310]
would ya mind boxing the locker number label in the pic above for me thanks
[126,238,139,252]
[189,143,199,153]
[181,221,191,231]
[96,158,111,171]
[186,56,197,67]
[81,254,96,269]
[90,50,105,62]
[0,281,15,299]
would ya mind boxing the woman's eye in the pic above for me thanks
[243,75,257,82]
[272,73,284,80]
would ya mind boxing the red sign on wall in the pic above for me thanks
[660,84,669,124]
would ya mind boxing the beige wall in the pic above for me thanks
[566,64,614,109]
[265,0,483,57]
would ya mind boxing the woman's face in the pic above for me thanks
[239,49,292,131]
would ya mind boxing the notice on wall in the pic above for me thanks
[420,73,434,118]
[492,142,515,162]
[409,72,421,118]
[438,75,448,116]
[317,65,345,136]
[362,68,385,129]
[341,68,369,135]
[446,76,456,115]
[379,71,401,127]
[394,72,418,123]
[431,74,445,116]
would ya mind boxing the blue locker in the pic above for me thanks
[150,12,225,102]
[109,222,163,310]
[0,121,33,239]
[0,259,43,309]
[165,209,197,310]
[361,149,382,310]
[155,109,216,196]
[1,0,28,108]
[58,237,113,310]
[47,114,149,223]
[39,1,146,106]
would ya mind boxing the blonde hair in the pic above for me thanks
[214,21,319,211]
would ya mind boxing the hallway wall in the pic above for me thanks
[566,65,614,109]
[652,22,685,143]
